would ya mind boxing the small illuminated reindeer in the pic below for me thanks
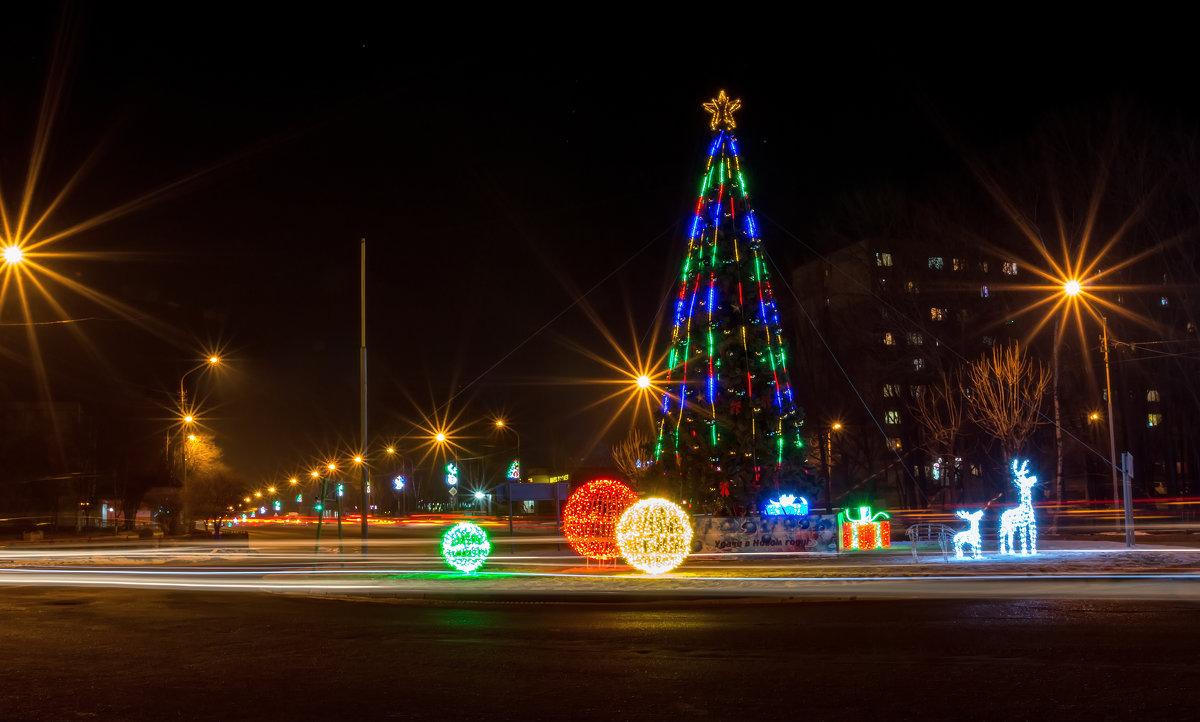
[998,459,1038,555]
[953,510,984,560]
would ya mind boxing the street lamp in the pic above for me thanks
[1062,279,1125,540]
[177,355,219,532]
[822,422,842,514]
[1,245,23,265]
[180,355,221,411]
[494,419,521,479]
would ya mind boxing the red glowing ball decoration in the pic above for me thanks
[563,479,639,560]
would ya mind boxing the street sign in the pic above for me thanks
[448,487,458,496]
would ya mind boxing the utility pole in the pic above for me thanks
[360,238,369,553]
[1102,317,1120,531]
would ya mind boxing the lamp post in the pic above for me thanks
[1100,315,1122,533]
[495,419,521,480]
[177,356,219,534]
[823,422,841,514]
[1062,281,1127,542]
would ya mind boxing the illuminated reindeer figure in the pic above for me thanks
[953,509,984,560]
[998,459,1038,555]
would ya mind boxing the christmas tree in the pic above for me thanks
[653,91,808,512]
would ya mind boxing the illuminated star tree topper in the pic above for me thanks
[702,90,742,130]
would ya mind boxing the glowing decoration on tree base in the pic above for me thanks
[507,460,520,480]
[765,494,808,516]
[839,506,891,549]
[615,498,693,574]
[998,459,1038,555]
[441,522,491,573]
[953,509,984,560]
[563,480,639,560]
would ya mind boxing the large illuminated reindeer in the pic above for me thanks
[998,459,1038,555]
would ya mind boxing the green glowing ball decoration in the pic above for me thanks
[441,522,491,573]
[563,479,639,561]
[615,498,694,574]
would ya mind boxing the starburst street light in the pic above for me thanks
[2,245,23,265]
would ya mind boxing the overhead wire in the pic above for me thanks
[761,213,1125,484]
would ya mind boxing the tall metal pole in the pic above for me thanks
[360,238,369,552]
[1102,316,1120,530]
[179,383,188,535]
[821,429,832,514]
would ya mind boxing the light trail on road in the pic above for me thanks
[2,538,1200,601]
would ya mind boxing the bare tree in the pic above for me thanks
[182,434,242,537]
[909,367,968,504]
[964,342,1051,466]
[186,468,245,538]
[612,429,652,491]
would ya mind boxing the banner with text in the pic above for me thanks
[693,514,838,554]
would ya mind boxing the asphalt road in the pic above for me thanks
[1,586,1196,720]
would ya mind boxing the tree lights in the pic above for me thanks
[999,459,1038,555]
[653,92,806,508]
[563,479,639,561]
[441,522,491,573]
[615,499,693,574]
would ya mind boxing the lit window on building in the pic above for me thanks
[979,261,989,273]
[883,332,895,345]
[1161,296,1169,306]
[981,285,989,298]
[930,307,947,321]
[875,252,893,267]
[883,384,900,398]
[910,385,925,398]
[952,258,964,271]
[884,410,901,425]
[928,257,944,270]
[1002,262,1018,275]
[889,438,902,450]
[1147,389,1160,402]
[913,358,925,371]
[879,277,888,291]
[905,281,919,293]
[907,332,923,345]
[1148,413,1163,427]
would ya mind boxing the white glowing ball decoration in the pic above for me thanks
[615,498,693,574]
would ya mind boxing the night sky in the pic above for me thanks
[2,8,1194,483]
